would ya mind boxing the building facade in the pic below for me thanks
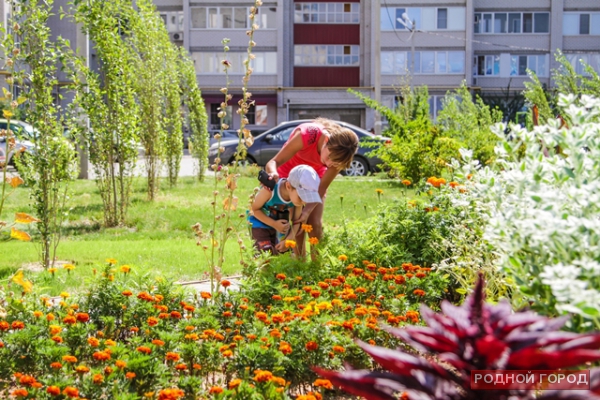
[2,0,600,132]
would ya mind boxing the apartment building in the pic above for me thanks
[2,0,599,132]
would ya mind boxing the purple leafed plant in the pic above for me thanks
[315,275,600,400]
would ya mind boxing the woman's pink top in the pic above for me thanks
[277,122,327,179]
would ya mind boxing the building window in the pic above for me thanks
[474,55,500,76]
[294,45,359,66]
[247,105,268,125]
[190,7,276,29]
[563,13,600,35]
[210,104,233,126]
[192,52,277,74]
[475,12,550,33]
[382,51,464,74]
[294,3,359,24]
[381,7,421,30]
[510,55,548,77]
[565,53,600,75]
[437,8,448,29]
[428,95,445,121]
[159,11,184,32]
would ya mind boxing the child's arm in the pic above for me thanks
[251,187,289,234]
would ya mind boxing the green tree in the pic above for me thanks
[69,0,140,227]
[163,43,184,187]
[179,48,208,181]
[7,0,78,268]
[129,0,168,200]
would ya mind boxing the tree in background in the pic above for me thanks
[525,50,600,126]
[163,42,184,187]
[179,48,208,181]
[351,82,501,182]
[129,0,169,200]
[69,0,140,227]
[7,0,78,268]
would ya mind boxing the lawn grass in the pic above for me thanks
[0,170,413,294]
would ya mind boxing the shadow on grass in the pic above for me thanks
[0,266,18,280]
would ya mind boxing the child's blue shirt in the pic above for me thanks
[248,180,292,229]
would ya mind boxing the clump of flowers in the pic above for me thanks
[316,274,600,399]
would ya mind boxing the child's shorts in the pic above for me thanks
[252,228,279,255]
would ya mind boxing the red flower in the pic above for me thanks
[76,313,90,323]
[221,280,231,288]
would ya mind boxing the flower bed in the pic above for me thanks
[0,256,449,399]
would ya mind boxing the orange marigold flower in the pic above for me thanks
[314,379,334,390]
[126,372,136,380]
[137,346,152,354]
[170,311,182,319]
[272,295,282,301]
[51,335,63,343]
[63,315,76,325]
[93,351,111,361]
[332,345,345,353]
[254,369,274,383]
[229,378,243,389]
[255,311,268,321]
[209,386,224,394]
[200,291,211,299]
[0,321,10,331]
[19,375,37,386]
[175,363,188,370]
[279,341,292,355]
[305,341,319,351]
[104,366,114,375]
[166,352,180,362]
[76,312,89,323]
[158,388,185,400]
[275,273,286,280]
[11,321,25,330]
[221,280,231,288]
[413,289,426,296]
[301,224,313,233]
[87,337,100,347]
[11,388,28,397]
[222,311,233,317]
[338,255,348,261]
[75,365,90,373]
[63,386,79,398]
[130,326,140,333]
[122,290,133,297]
[50,362,63,369]
[46,386,61,395]
[308,237,319,245]
[63,355,77,363]
[416,272,426,278]
[152,339,165,346]
[401,179,411,186]
[147,316,159,326]
[93,373,104,384]
[285,240,296,249]
[115,360,127,369]
[33,311,43,318]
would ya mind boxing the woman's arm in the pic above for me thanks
[264,128,303,180]
[318,166,342,198]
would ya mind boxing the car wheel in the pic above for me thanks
[342,157,368,176]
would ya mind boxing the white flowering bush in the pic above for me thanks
[455,94,600,331]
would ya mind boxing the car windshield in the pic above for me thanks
[11,122,35,140]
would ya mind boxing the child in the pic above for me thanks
[248,165,322,254]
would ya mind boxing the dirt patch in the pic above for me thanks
[22,260,75,272]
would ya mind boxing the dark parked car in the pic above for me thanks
[208,120,389,176]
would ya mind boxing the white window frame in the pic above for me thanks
[381,51,464,74]
[294,45,360,66]
[381,7,422,31]
[474,55,500,76]
[190,7,277,29]
[475,11,550,34]
[437,8,448,29]
[192,52,277,74]
[510,54,549,77]
[294,3,359,24]
[565,53,600,76]
[563,13,600,35]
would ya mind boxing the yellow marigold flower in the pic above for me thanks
[60,292,70,299]
[375,188,383,194]
[120,265,131,273]
[285,240,296,249]
[48,268,57,274]
[105,258,117,265]
[75,365,90,373]
[63,264,75,271]
[229,379,243,389]
[62,355,77,363]
[338,254,348,261]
